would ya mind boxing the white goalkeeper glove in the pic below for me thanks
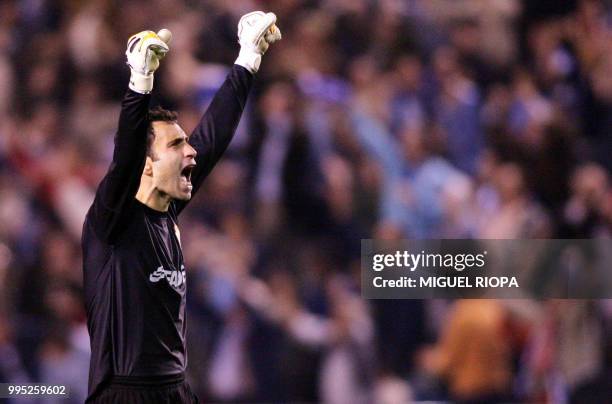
[235,11,282,74]
[125,29,172,94]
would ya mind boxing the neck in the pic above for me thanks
[135,177,171,212]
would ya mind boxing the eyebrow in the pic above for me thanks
[167,135,187,147]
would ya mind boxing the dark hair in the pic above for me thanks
[147,106,178,158]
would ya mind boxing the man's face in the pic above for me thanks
[147,121,197,201]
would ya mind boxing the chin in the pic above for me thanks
[175,192,192,201]
[168,188,192,201]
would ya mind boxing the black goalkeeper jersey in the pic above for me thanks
[82,65,252,402]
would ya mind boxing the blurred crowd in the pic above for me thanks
[0,0,611,402]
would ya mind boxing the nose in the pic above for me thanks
[186,143,197,159]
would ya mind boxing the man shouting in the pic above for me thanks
[82,11,281,403]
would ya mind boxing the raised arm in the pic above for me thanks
[88,30,170,242]
[174,11,282,214]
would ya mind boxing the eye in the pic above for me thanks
[169,138,185,148]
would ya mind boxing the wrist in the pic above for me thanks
[129,70,154,94]
[235,47,261,74]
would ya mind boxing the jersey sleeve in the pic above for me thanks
[88,89,151,242]
[173,64,253,215]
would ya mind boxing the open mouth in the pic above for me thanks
[180,164,195,183]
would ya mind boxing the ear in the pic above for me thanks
[143,156,154,177]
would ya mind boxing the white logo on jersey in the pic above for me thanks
[149,265,186,288]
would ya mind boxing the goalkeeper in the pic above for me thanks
[81,12,281,403]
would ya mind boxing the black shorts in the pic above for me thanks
[90,373,199,404]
